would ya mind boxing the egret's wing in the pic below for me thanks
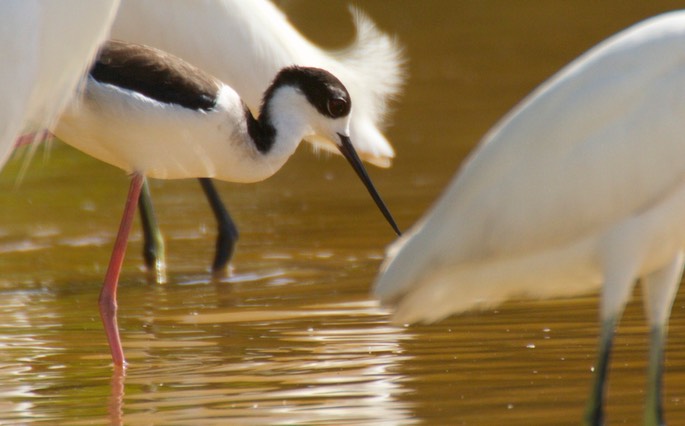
[0,2,39,167]
[0,1,118,169]
[375,12,685,305]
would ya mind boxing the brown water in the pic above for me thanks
[2,1,685,424]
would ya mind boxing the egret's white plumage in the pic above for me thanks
[0,0,119,168]
[374,11,685,424]
[375,11,685,320]
[111,0,404,167]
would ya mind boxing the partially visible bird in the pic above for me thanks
[0,0,119,169]
[110,0,404,275]
[373,11,685,425]
[54,40,401,366]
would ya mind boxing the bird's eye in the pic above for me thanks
[327,98,347,117]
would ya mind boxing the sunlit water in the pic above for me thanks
[2,1,685,424]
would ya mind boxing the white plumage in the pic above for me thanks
[0,0,119,168]
[111,0,404,167]
[375,11,685,322]
[374,11,685,424]
[56,83,271,182]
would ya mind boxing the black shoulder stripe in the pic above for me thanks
[90,40,219,111]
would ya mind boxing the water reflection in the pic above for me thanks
[99,293,413,424]
[5,270,685,424]
[0,272,418,424]
[109,368,125,426]
[147,305,409,424]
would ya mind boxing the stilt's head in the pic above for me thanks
[263,67,354,148]
[264,66,401,236]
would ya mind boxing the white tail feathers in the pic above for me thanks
[338,6,405,128]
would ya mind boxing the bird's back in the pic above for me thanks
[374,11,685,322]
[90,40,220,111]
[53,40,264,181]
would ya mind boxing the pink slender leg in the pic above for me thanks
[99,173,144,367]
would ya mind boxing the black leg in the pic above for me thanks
[584,317,616,426]
[645,326,666,426]
[198,178,239,273]
[137,177,166,281]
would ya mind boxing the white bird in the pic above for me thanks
[109,0,404,274]
[54,40,401,366]
[373,11,685,425]
[0,0,119,169]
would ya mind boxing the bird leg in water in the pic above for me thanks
[584,316,616,426]
[100,172,144,367]
[198,178,239,276]
[137,177,239,277]
[645,326,666,426]
[138,178,167,283]
[640,253,683,426]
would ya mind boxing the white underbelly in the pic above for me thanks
[54,80,280,183]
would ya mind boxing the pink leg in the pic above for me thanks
[100,173,144,367]
[14,130,50,147]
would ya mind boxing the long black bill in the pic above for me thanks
[337,133,401,236]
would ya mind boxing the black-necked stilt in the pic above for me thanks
[0,1,118,169]
[54,40,401,366]
[374,11,685,425]
[111,0,405,275]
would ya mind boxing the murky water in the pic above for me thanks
[2,1,685,424]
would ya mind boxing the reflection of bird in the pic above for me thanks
[54,40,401,366]
[374,11,685,425]
[0,1,118,169]
[111,0,404,274]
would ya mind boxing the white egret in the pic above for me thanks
[374,11,685,425]
[0,0,119,169]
